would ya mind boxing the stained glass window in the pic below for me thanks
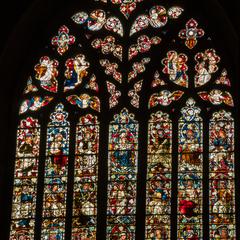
[107,109,138,239]
[10,118,40,240]
[145,112,172,239]
[41,104,70,239]
[8,0,237,239]
[72,114,99,239]
[209,110,235,239]
[178,99,203,239]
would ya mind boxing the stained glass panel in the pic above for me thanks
[107,81,121,109]
[145,112,172,239]
[72,114,99,239]
[51,25,75,55]
[198,90,234,107]
[162,51,188,87]
[72,10,123,36]
[179,19,204,49]
[128,35,161,60]
[209,110,235,239]
[41,104,70,239]
[106,109,138,239]
[194,49,220,87]
[149,90,184,108]
[92,36,123,61]
[10,118,40,240]
[178,99,203,239]
[128,58,150,82]
[64,54,90,92]
[128,80,143,108]
[34,56,59,93]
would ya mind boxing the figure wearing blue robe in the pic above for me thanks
[64,70,78,89]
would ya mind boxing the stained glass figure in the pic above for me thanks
[10,118,40,240]
[88,9,106,31]
[128,58,150,82]
[100,59,122,83]
[23,76,38,94]
[92,36,123,61]
[51,25,75,55]
[41,104,70,239]
[72,115,99,239]
[149,90,184,108]
[130,5,183,36]
[107,81,121,108]
[107,109,138,239]
[178,99,203,239]
[128,80,143,108]
[67,94,100,112]
[162,51,188,87]
[34,56,59,93]
[72,11,123,37]
[179,19,204,49]
[149,6,168,28]
[19,96,53,115]
[145,112,172,239]
[64,54,90,92]
[198,90,234,107]
[209,110,235,239]
[195,49,220,87]
[215,69,231,86]
[128,35,161,60]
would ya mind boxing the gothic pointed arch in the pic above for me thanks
[0,0,239,239]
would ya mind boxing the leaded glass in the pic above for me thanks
[209,110,235,239]
[179,19,204,49]
[128,35,161,60]
[106,109,138,239]
[178,99,203,239]
[149,90,184,108]
[92,36,123,61]
[194,49,220,87]
[64,54,90,92]
[41,104,70,239]
[10,118,40,240]
[72,114,99,239]
[107,81,121,108]
[100,59,122,83]
[145,112,172,239]
[34,56,59,93]
[19,96,53,115]
[162,51,188,87]
[128,80,143,108]
[198,90,234,107]
[9,0,237,239]
[51,25,75,55]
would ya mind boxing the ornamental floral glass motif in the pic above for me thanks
[10,0,237,239]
